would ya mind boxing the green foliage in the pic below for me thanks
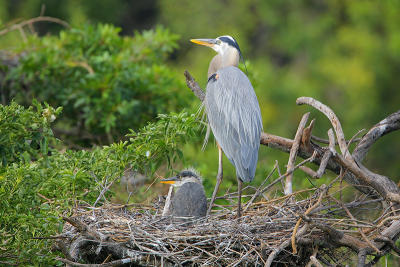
[0,100,61,167]
[120,111,201,173]
[3,24,190,146]
[0,103,200,265]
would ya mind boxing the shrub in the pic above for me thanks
[3,24,190,146]
[0,100,61,167]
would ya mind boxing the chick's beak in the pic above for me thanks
[160,176,179,184]
[190,38,217,47]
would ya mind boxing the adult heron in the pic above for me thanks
[161,169,207,218]
[190,35,263,217]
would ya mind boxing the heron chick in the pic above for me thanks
[161,169,207,218]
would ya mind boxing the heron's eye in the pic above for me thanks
[217,39,222,45]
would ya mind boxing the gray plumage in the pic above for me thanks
[171,182,207,217]
[205,66,262,182]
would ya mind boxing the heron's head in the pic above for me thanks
[160,169,202,187]
[190,35,241,57]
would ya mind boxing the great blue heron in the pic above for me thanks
[190,35,263,218]
[161,169,207,218]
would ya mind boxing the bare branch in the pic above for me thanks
[184,71,205,102]
[296,97,352,160]
[333,154,400,203]
[285,112,310,195]
[299,166,318,178]
[301,119,315,148]
[353,110,400,163]
[0,16,70,36]
[311,135,361,145]
[311,129,335,179]
[55,257,137,267]
[62,216,104,241]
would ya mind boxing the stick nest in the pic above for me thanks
[57,184,387,266]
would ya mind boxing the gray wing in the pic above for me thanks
[205,66,263,182]
[171,182,207,217]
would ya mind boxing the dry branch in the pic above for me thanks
[353,110,400,163]
[296,97,352,161]
[55,257,137,267]
[285,112,310,195]
[0,16,70,36]
[301,119,315,149]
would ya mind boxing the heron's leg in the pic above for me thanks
[207,144,223,216]
[237,178,243,218]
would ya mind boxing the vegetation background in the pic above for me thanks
[0,0,399,265]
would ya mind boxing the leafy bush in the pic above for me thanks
[3,24,190,146]
[0,100,61,167]
[0,103,200,265]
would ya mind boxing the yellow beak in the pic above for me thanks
[160,175,179,184]
[190,38,217,47]
[160,180,176,185]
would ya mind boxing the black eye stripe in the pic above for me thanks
[218,36,241,55]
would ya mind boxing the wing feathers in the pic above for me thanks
[205,66,262,182]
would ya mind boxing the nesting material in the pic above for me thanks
[57,184,388,266]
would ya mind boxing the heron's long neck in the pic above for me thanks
[207,49,240,78]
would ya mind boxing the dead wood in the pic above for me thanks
[0,16,70,37]
[284,112,310,195]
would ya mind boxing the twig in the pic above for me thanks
[311,135,361,145]
[259,152,317,197]
[309,198,383,215]
[62,216,103,241]
[285,112,310,195]
[374,236,400,256]
[308,256,323,267]
[184,70,205,102]
[291,184,328,254]
[327,129,336,156]
[353,110,400,163]
[312,129,335,178]
[299,166,318,178]
[243,162,278,212]
[93,174,121,208]
[55,257,137,267]
[37,192,54,203]
[329,196,380,254]
[0,16,70,36]
[333,153,400,203]
[265,225,308,267]
[31,234,66,240]
[301,119,315,148]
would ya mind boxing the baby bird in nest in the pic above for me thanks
[161,169,207,218]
